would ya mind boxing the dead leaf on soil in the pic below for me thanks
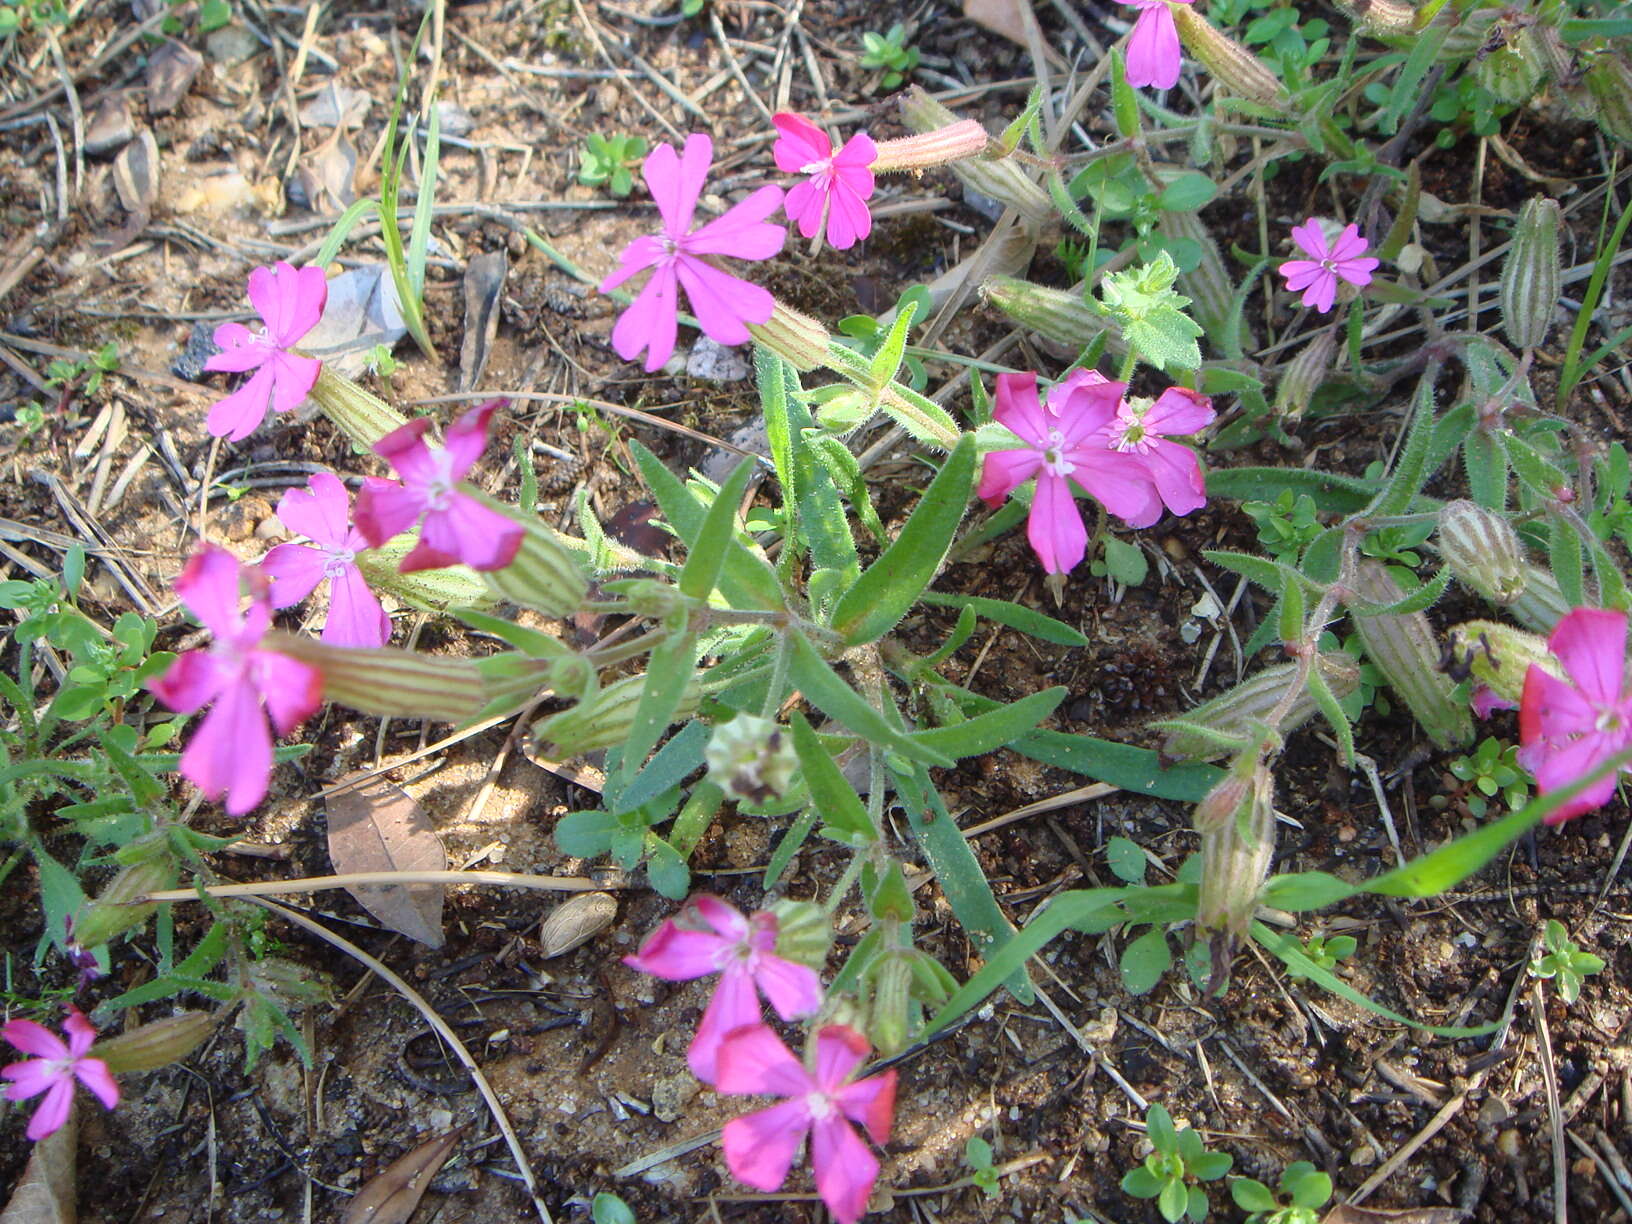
[290,124,360,212]
[0,1106,75,1224]
[298,265,407,378]
[113,130,160,216]
[146,40,202,115]
[326,774,447,948]
[459,249,508,392]
[338,1125,466,1224]
[1322,1204,1468,1224]
[962,0,1067,67]
[299,80,372,130]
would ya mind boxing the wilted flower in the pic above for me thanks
[261,472,390,648]
[2,1007,119,1141]
[772,113,877,250]
[717,1023,896,1224]
[1126,0,1192,90]
[1278,219,1379,314]
[204,261,327,441]
[148,546,322,815]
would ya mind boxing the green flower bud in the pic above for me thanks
[1331,0,1419,37]
[746,302,832,372]
[528,671,701,758]
[74,856,176,948]
[1437,500,1527,604]
[1274,330,1337,422]
[307,366,409,452]
[354,543,496,613]
[1157,654,1360,762]
[767,899,832,970]
[1348,560,1473,750]
[981,276,1123,354]
[1585,53,1632,145]
[705,714,799,805]
[473,499,590,619]
[1446,620,1557,707]
[93,1011,215,1074]
[270,632,485,723]
[1196,762,1275,940]
[1508,563,1570,634]
[1500,197,1562,351]
[869,120,990,173]
[899,88,1053,224]
[1171,4,1288,107]
[1477,27,1545,105]
[866,950,913,1056]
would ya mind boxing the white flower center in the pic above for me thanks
[1112,398,1154,453]
[805,1091,835,1121]
[323,547,356,578]
[1041,428,1075,477]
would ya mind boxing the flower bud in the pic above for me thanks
[767,899,832,970]
[269,631,485,722]
[1171,5,1287,108]
[1508,563,1570,634]
[1446,619,1557,707]
[1499,197,1562,351]
[746,302,832,372]
[470,497,589,619]
[73,856,176,949]
[869,120,990,173]
[1476,28,1545,105]
[1585,54,1632,145]
[528,671,702,757]
[1274,330,1337,421]
[307,367,409,452]
[1332,0,1418,36]
[981,276,1124,354]
[92,1011,215,1074]
[1436,500,1527,604]
[705,713,799,805]
[866,949,914,1056]
[355,542,496,612]
[1348,560,1473,750]
[1192,763,1254,836]
[1157,654,1360,762]
[1196,761,1275,940]
[813,387,875,436]
[899,88,1052,224]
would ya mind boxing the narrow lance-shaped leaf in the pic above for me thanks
[785,633,952,766]
[790,712,877,846]
[1369,367,1439,518]
[909,687,1068,760]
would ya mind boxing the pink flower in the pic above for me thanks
[1126,0,1190,90]
[2,1006,119,1141]
[1518,608,1632,824]
[622,895,822,1084]
[1093,375,1215,517]
[1278,219,1379,314]
[204,262,328,441]
[148,546,322,815]
[1471,685,1517,720]
[717,1023,896,1224]
[260,473,390,649]
[353,400,522,574]
[599,134,785,371]
[772,113,878,251]
[978,372,1168,574]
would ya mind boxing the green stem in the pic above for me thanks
[668,781,724,859]
[760,632,793,720]
[586,629,667,668]
[823,852,869,916]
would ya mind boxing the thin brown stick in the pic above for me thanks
[141,869,613,904]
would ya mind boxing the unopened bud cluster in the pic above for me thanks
[706,714,799,805]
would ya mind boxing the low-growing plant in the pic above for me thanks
[1121,1103,1233,1223]
[1229,1161,1334,1224]
[1530,919,1606,1004]
[579,133,648,197]
[859,23,919,90]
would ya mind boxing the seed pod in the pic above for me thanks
[1437,500,1527,604]
[746,302,832,372]
[1158,653,1361,762]
[474,498,590,619]
[1437,5,1501,59]
[270,631,485,722]
[529,671,702,757]
[307,366,409,451]
[1507,563,1570,633]
[1586,53,1632,145]
[1348,560,1474,750]
[1274,330,1337,421]
[768,899,833,970]
[1331,0,1418,37]
[1477,27,1545,105]
[898,88,1052,224]
[865,949,914,1056]
[1159,207,1254,355]
[869,119,989,173]
[1171,5,1287,108]
[74,857,177,948]
[1499,197,1561,351]
[1446,619,1557,707]
[92,1011,215,1074]
[1195,760,1275,940]
[981,275,1126,355]
[354,542,496,613]
[538,892,617,959]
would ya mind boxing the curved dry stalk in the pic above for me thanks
[244,897,554,1224]
[141,869,612,904]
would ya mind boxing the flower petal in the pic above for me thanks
[206,363,276,441]
[714,1022,813,1098]
[1302,271,1338,313]
[1548,608,1628,706]
[1140,438,1208,516]
[411,493,522,573]
[993,373,1051,447]
[783,177,828,241]
[1067,450,1164,528]
[977,446,1044,508]
[267,351,322,417]
[1126,5,1182,90]
[74,1058,119,1111]
[1143,386,1214,437]
[721,1099,812,1193]
[687,185,787,260]
[611,263,681,372]
[249,648,322,736]
[259,543,328,610]
[691,894,750,941]
[371,417,439,483]
[1027,471,1089,574]
[2,1020,68,1062]
[645,135,713,238]
[772,113,833,172]
[353,478,426,549]
[674,258,775,347]
[148,649,226,716]
[825,179,873,250]
[812,1024,869,1091]
[275,472,353,547]
[833,132,879,171]
[688,965,763,1084]
[323,564,391,648]
[204,325,270,374]
[2,1060,61,1100]
[624,923,727,980]
[1519,665,1599,751]
[61,1008,95,1058]
[249,262,327,347]
[1336,256,1379,287]
[1528,727,1624,824]
[835,1069,897,1145]
[752,954,824,1021]
[1327,224,1370,264]
[1278,260,1327,293]
[443,401,502,479]
[175,546,248,641]
[598,236,668,294]
[180,678,272,815]
[1289,218,1330,261]
[25,1079,73,1141]
[810,1113,880,1224]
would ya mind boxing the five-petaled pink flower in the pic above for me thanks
[148,545,322,815]
[598,134,785,372]
[1089,371,1215,518]
[623,895,822,1085]
[1278,219,1379,314]
[1126,0,1191,90]
[204,262,328,441]
[717,1023,896,1224]
[1518,607,1632,824]
[772,113,878,251]
[261,472,390,649]
[353,400,523,574]
[980,371,1208,574]
[3,1006,119,1141]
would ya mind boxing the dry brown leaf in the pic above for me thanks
[326,774,447,948]
[963,0,1032,47]
[459,250,508,392]
[0,1107,75,1224]
[146,40,202,115]
[339,1125,465,1224]
[1322,1204,1468,1224]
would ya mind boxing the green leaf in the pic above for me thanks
[408,100,440,302]
[644,835,690,899]
[1207,466,1381,514]
[679,458,756,602]
[617,720,708,814]
[868,299,918,389]
[1549,517,1584,607]
[1110,48,1140,138]
[1190,1151,1232,1180]
[555,809,619,857]
[1106,836,1146,884]
[920,591,1088,646]
[1261,870,1355,911]
[791,713,877,846]
[909,687,1067,760]
[592,1192,637,1224]
[1102,536,1149,586]
[1120,926,1171,994]
[1348,567,1450,617]
[32,842,84,956]
[1146,1103,1178,1152]
[1156,173,1218,212]
[607,632,699,801]
[1369,372,1438,518]
[786,633,951,766]
[1230,1179,1279,1212]
[1122,1166,1164,1199]
[765,804,819,889]
[830,435,975,644]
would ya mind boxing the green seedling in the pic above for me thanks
[580,133,649,198]
[1445,737,1529,818]
[1121,1103,1233,1223]
[860,23,919,90]
[1229,1161,1334,1224]
[1530,919,1605,1005]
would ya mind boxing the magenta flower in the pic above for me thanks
[1092,374,1215,517]
[148,545,322,815]
[1278,219,1379,314]
[204,262,328,442]
[353,400,522,574]
[623,895,822,1084]
[598,134,785,372]
[772,113,878,251]
[260,473,390,649]
[2,1006,119,1141]
[717,1023,896,1224]
[1518,608,1632,824]
[978,372,1166,574]
[1126,0,1190,90]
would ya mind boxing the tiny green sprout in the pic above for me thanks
[1121,1103,1232,1223]
[580,133,648,198]
[1445,736,1529,819]
[591,1191,636,1224]
[365,343,399,381]
[13,402,46,435]
[859,23,920,91]
[679,0,704,15]
[1530,919,1605,1006]
[43,343,119,397]
[964,1135,1001,1199]
[1245,491,1322,563]
[1286,933,1358,981]
[1229,1161,1334,1224]
[1359,521,1433,571]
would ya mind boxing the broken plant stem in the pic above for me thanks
[139,870,611,904]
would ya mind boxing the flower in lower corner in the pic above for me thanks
[260,473,390,648]
[1126,0,1192,90]
[2,1006,119,1141]
[717,1023,896,1224]
[353,400,523,573]
[977,371,1165,575]
[772,113,877,250]
[623,895,822,1084]
[147,545,322,815]
[599,133,785,371]
[1278,219,1379,314]
[1518,607,1632,824]
[204,261,328,441]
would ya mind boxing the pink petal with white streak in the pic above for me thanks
[721,1099,812,1192]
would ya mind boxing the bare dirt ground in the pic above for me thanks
[2,1,1631,1222]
